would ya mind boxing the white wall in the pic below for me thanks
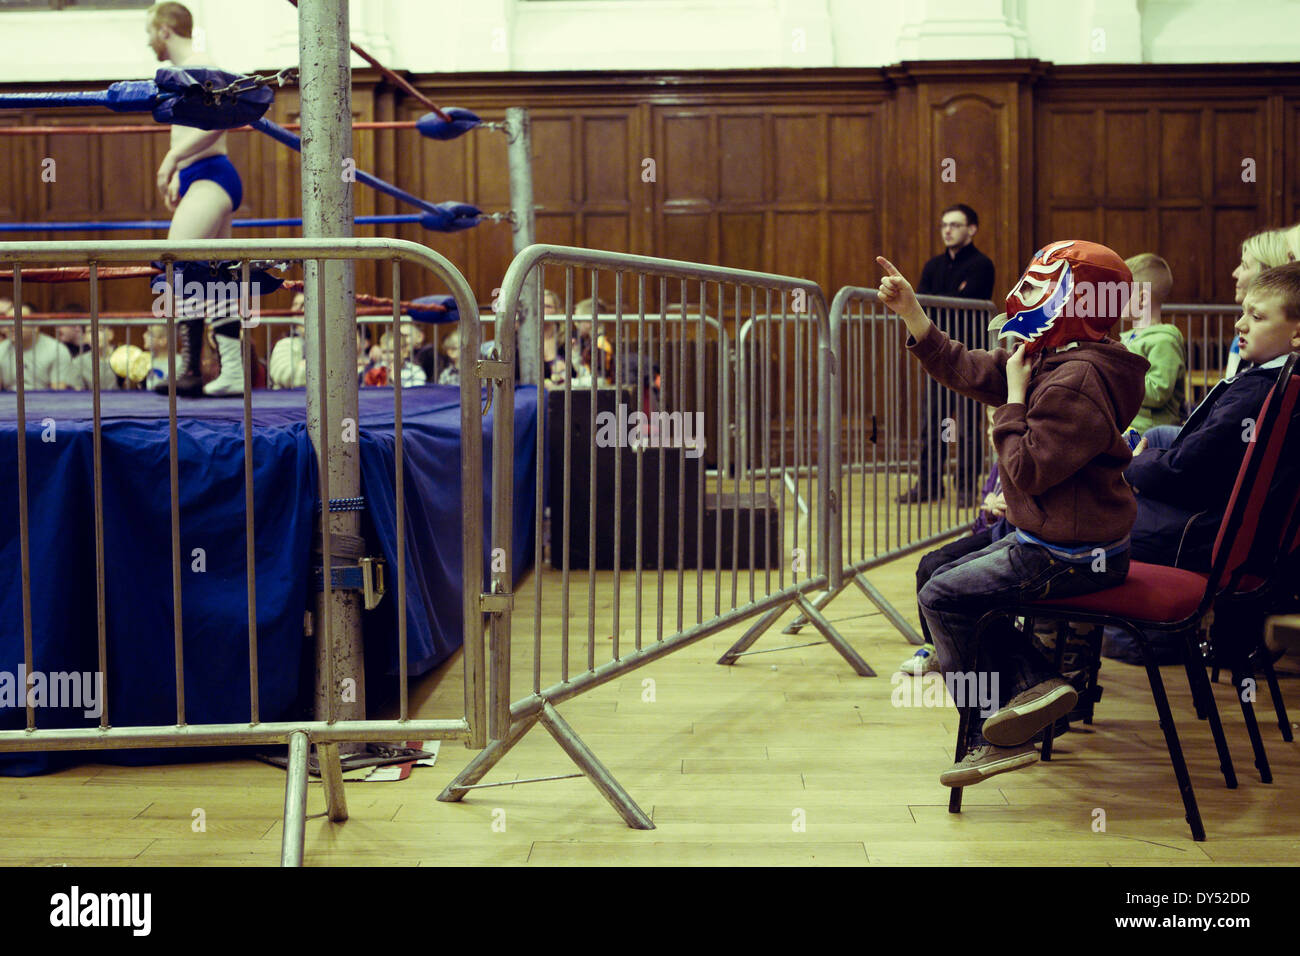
[0,0,1295,84]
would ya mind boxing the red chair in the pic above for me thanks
[1202,469,1300,782]
[948,352,1300,841]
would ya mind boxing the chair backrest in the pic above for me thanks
[1205,352,1300,600]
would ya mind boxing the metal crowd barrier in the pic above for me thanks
[440,244,868,827]
[800,288,997,644]
[0,238,486,866]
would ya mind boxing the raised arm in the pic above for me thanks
[876,256,934,342]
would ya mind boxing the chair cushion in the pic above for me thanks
[1030,561,1207,623]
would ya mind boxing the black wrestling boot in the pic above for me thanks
[152,318,205,398]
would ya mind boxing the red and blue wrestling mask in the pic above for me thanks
[997,240,1132,355]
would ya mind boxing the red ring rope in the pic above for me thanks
[0,266,448,314]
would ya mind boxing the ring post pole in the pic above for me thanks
[301,0,365,741]
[506,107,539,385]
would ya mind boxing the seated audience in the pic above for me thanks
[269,324,307,389]
[0,309,73,391]
[438,328,462,385]
[376,324,428,388]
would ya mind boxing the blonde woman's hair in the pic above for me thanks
[1124,253,1174,305]
[1286,222,1300,262]
[1241,228,1292,270]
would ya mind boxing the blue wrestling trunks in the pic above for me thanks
[178,154,242,211]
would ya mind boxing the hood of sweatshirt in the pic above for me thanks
[1123,322,1185,348]
[1033,338,1150,450]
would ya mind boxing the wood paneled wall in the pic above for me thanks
[3,63,1299,320]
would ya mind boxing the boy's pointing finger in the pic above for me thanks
[876,256,903,278]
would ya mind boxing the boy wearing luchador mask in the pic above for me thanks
[876,241,1149,787]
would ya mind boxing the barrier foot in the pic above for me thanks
[794,592,876,677]
[539,701,654,829]
[854,573,925,646]
[438,710,541,802]
[317,742,349,823]
[781,586,841,635]
[280,730,310,867]
[717,601,790,665]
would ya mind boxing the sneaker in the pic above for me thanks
[898,643,941,676]
[940,742,1039,787]
[982,677,1079,747]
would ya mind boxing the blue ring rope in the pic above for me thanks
[0,215,428,232]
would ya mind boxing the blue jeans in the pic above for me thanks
[1107,420,1195,663]
[919,535,1130,746]
[1143,424,1180,449]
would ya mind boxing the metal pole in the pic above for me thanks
[300,0,365,729]
[507,107,539,385]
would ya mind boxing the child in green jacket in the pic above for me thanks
[1121,253,1186,432]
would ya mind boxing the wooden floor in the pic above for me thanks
[3,515,1299,866]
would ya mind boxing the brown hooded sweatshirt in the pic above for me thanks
[907,324,1150,545]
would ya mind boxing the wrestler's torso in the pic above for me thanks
[167,62,229,167]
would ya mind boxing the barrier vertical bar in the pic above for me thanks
[534,267,545,693]
[240,260,260,724]
[612,271,624,656]
[561,267,573,680]
[793,288,803,584]
[490,250,516,739]
[822,294,840,590]
[676,279,687,632]
[713,281,724,614]
[657,278,667,640]
[635,274,646,652]
[762,291,773,593]
[88,264,109,728]
[12,265,34,732]
[392,260,408,720]
[729,285,740,608]
[164,260,185,726]
[695,279,705,624]
[778,291,787,591]
[588,270,598,673]
[313,263,336,725]
[461,251,487,747]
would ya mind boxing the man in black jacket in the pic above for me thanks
[899,204,996,505]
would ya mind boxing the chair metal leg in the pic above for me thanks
[948,703,971,814]
[1039,619,1066,762]
[1083,627,1103,725]
[1180,630,1237,789]
[1233,667,1273,784]
[1257,642,1293,742]
[1143,654,1207,841]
